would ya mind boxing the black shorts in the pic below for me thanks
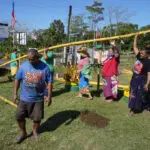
[16,100,44,121]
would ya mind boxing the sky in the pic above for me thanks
[0,0,150,32]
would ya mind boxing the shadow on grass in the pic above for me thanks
[0,68,9,76]
[115,90,124,101]
[39,110,80,134]
[90,89,124,101]
[91,89,103,98]
[52,84,73,97]
[0,80,12,84]
[52,87,70,97]
[0,68,11,84]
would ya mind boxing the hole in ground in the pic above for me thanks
[80,110,110,128]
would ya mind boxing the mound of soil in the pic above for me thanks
[80,110,110,128]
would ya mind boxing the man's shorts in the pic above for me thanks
[11,66,18,76]
[16,100,44,122]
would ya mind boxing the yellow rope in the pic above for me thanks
[0,30,150,68]
[0,77,130,108]
[122,69,133,75]
[55,78,129,90]
[0,96,17,108]
[0,30,148,106]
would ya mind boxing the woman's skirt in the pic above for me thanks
[78,73,90,94]
[103,75,118,99]
[128,74,147,110]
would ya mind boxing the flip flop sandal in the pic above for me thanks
[16,135,27,143]
[31,134,40,141]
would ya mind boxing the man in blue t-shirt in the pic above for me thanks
[13,49,53,143]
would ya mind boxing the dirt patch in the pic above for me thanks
[80,110,110,128]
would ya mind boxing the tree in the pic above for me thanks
[86,1,104,92]
[70,15,88,41]
[85,0,104,37]
[44,19,66,45]
[106,7,134,36]
[101,23,139,51]
[138,25,150,49]
[117,23,138,51]
[116,23,138,35]
[23,20,66,50]
[27,29,44,48]
[106,7,114,36]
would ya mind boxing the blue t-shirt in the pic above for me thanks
[15,60,52,102]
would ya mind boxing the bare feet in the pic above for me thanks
[76,93,82,97]
[143,109,150,113]
[128,111,134,117]
[44,96,48,104]
[16,132,27,143]
[88,97,93,100]
[105,99,113,103]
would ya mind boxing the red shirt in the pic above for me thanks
[102,56,119,77]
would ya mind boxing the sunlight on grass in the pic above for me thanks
[0,80,150,150]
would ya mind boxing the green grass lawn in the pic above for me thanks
[0,77,150,150]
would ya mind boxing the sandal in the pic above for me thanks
[31,134,40,141]
[16,135,27,144]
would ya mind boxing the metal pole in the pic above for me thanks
[13,29,15,48]
[65,5,72,66]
